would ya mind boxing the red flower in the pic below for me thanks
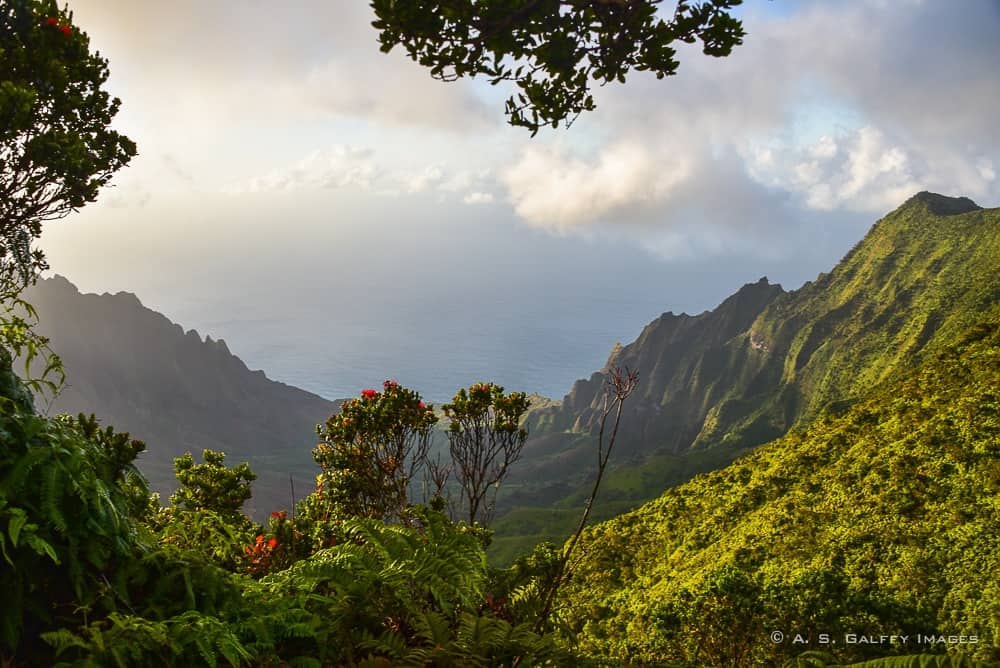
[59,24,72,35]
[267,537,278,549]
[383,379,398,389]
[271,510,287,519]
[361,388,378,399]
[45,17,59,26]
[255,534,264,544]
[418,401,425,409]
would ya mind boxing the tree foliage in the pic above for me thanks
[313,380,437,523]
[0,294,62,403]
[370,0,745,134]
[169,449,257,519]
[0,344,567,665]
[0,385,147,658]
[443,381,530,526]
[4,303,998,665]
[0,0,136,293]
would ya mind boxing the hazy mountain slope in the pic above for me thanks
[501,277,785,509]
[561,315,1000,666]
[22,276,338,518]
[526,275,786,452]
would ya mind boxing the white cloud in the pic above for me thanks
[804,184,835,211]
[66,0,495,134]
[838,128,915,204]
[494,0,999,249]
[743,126,922,213]
[438,169,493,193]
[809,136,838,160]
[462,192,494,205]
[59,0,1000,273]
[502,141,690,231]
[403,165,445,194]
[793,161,823,187]
[978,159,996,183]
[222,146,379,195]
[222,151,507,213]
[302,58,493,132]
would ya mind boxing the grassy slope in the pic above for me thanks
[560,315,1000,666]
[489,443,750,565]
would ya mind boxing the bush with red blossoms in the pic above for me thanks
[42,14,71,34]
[243,533,280,577]
[241,510,303,576]
[310,380,437,523]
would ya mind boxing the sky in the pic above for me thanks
[37,0,1000,399]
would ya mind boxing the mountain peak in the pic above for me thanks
[906,191,982,216]
[41,274,80,292]
[602,341,624,372]
[721,275,783,307]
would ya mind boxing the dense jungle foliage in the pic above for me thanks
[3,313,999,667]
[560,313,1000,667]
[0,361,575,665]
[3,1,998,666]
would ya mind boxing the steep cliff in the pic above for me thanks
[526,192,997,456]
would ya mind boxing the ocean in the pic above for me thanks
[183,290,675,404]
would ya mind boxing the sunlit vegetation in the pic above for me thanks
[5,312,999,665]
[0,372,571,665]
[2,1,998,666]
[560,315,1000,667]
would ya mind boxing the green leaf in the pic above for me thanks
[25,533,60,564]
[8,507,27,546]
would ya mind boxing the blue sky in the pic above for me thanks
[37,0,1000,397]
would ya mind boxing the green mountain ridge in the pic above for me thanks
[560,311,1000,666]
[493,192,1000,560]
[5,191,997,664]
[526,191,999,451]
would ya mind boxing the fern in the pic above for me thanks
[247,509,562,665]
[42,611,252,667]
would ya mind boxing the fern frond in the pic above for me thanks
[39,628,88,656]
[41,462,68,534]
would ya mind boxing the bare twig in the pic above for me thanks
[530,366,639,636]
